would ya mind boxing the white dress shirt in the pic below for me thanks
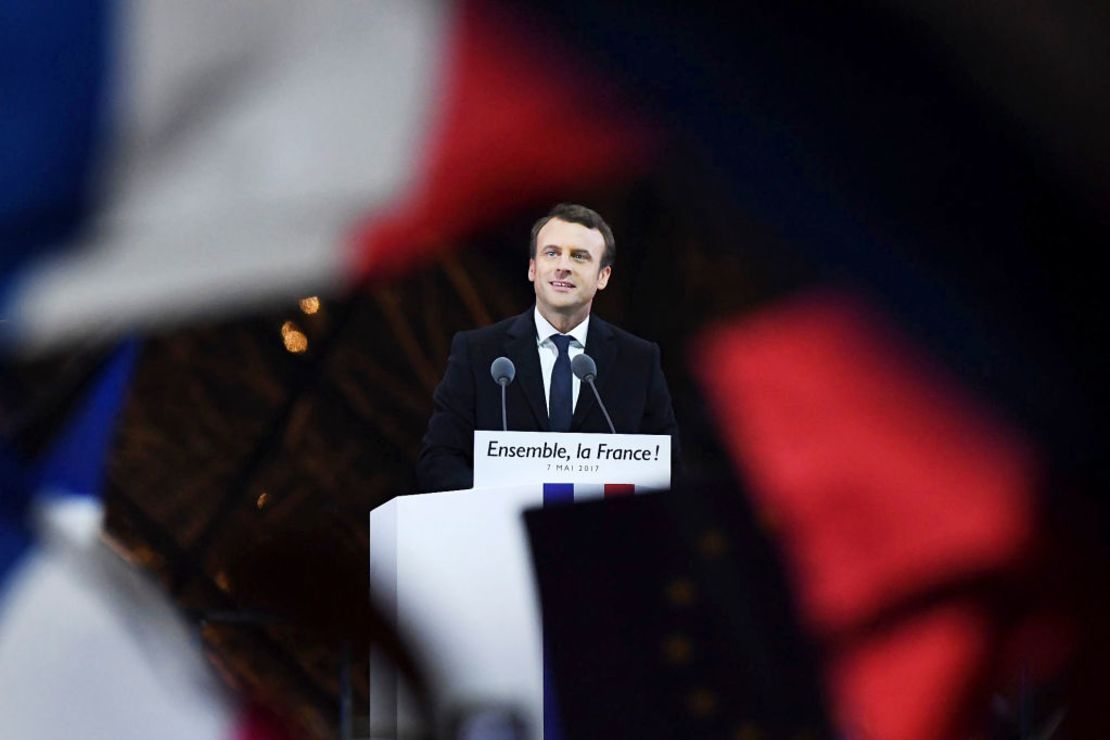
[534,307,589,414]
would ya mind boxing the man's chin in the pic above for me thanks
[543,297,580,311]
[538,295,584,313]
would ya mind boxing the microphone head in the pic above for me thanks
[490,356,516,385]
[571,353,597,381]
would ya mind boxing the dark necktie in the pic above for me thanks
[549,334,573,432]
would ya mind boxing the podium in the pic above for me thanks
[369,431,670,738]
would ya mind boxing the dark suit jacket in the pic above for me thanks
[416,309,680,492]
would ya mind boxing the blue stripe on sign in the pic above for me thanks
[0,0,111,282]
[542,483,574,506]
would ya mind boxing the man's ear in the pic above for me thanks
[528,259,536,282]
[596,265,612,290]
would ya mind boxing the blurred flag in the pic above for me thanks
[694,293,1073,739]
[0,342,289,739]
[0,0,654,352]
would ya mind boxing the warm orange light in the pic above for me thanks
[299,296,320,314]
[281,321,308,353]
[661,634,693,665]
[665,578,696,607]
[256,491,270,510]
[686,688,718,717]
[696,529,729,558]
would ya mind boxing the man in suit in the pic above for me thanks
[416,203,680,493]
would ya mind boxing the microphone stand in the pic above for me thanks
[499,380,508,432]
[584,377,616,434]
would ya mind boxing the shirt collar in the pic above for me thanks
[534,307,589,347]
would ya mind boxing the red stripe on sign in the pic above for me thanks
[603,484,634,497]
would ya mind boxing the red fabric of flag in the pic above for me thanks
[351,0,658,279]
[692,292,1062,739]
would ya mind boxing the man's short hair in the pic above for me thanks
[529,203,616,269]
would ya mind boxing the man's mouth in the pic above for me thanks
[550,281,575,290]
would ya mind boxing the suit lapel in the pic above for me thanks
[572,315,616,431]
[505,310,548,430]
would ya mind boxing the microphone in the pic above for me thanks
[490,357,516,431]
[571,353,616,434]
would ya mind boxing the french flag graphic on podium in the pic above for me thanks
[542,482,636,506]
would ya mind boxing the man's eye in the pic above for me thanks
[573,253,587,261]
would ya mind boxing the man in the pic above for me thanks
[416,203,680,492]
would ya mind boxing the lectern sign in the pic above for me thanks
[473,430,671,489]
[370,431,671,738]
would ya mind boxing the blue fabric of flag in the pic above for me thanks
[0,0,110,291]
[1,340,138,592]
[35,340,139,502]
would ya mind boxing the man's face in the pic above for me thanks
[528,217,611,319]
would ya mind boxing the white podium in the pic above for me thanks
[369,432,670,738]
